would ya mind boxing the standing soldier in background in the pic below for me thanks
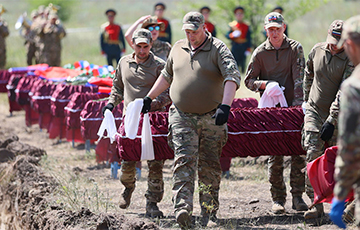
[302,20,353,219]
[200,6,216,37]
[329,15,360,229]
[20,10,39,65]
[31,5,47,65]
[100,9,126,67]
[245,12,308,214]
[154,3,172,44]
[0,4,9,69]
[39,12,66,66]
[102,29,171,218]
[124,15,171,61]
[226,6,252,73]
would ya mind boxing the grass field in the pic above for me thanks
[2,0,360,99]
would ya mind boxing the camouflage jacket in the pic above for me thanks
[151,39,171,61]
[303,42,353,124]
[245,35,304,106]
[334,64,360,200]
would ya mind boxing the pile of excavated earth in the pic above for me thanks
[0,128,159,230]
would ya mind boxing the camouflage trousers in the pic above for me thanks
[0,47,6,69]
[26,42,37,66]
[302,108,337,200]
[168,104,228,216]
[268,155,306,203]
[120,159,165,203]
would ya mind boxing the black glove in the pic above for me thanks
[102,103,114,116]
[141,96,152,113]
[320,122,335,141]
[212,104,231,126]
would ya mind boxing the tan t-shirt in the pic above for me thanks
[109,51,167,113]
[162,33,241,114]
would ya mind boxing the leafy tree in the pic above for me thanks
[179,0,329,48]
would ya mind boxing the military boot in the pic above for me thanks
[304,203,324,219]
[119,186,135,209]
[145,201,164,218]
[176,209,191,229]
[200,211,218,227]
[292,196,308,211]
[272,201,285,214]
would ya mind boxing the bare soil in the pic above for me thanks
[0,93,356,229]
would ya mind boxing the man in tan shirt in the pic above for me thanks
[141,12,241,228]
[102,29,170,218]
[245,12,307,214]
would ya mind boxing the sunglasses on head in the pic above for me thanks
[148,26,160,31]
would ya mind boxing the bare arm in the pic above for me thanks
[124,15,151,48]
[146,74,171,100]
[222,81,238,106]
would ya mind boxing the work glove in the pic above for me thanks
[329,197,346,229]
[102,103,114,116]
[141,96,152,114]
[232,30,241,38]
[320,122,335,141]
[212,104,231,126]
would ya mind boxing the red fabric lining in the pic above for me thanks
[307,146,354,205]
[117,105,305,161]
[0,70,11,92]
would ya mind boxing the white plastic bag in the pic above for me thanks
[258,82,288,108]
[97,109,118,144]
[141,113,155,161]
[124,98,143,139]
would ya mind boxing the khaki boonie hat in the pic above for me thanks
[264,12,284,29]
[338,15,360,48]
[132,28,152,45]
[182,12,205,31]
[326,20,344,45]
[141,16,165,31]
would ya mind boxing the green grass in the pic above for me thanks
[3,0,360,100]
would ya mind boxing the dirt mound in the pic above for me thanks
[0,142,159,230]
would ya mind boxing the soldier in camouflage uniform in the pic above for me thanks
[142,12,240,228]
[125,15,171,61]
[102,29,171,218]
[38,12,66,66]
[245,12,308,214]
[21,10,39,65]
[302,20,354,219]
[0,5,9,69]
[31,5,47,65]
[329,15,360,229]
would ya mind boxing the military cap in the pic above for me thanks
[105,9,116,15]
[141,16,165,31]
[326,20,344,45]
[132,28,152,45]
[30,9,38,18]
[37,5,45,14]
[338,15,360,47]
[273,6,284,13]
[182,12,205,31]
[154,2,166,10]
[200,6,211,13]
[234,6,244,14]
[264,12,285,29]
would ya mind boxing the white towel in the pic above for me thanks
[124,98,143,140]
[258,82,288,108]
[97,109,118,144]
[141,113,155,161]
